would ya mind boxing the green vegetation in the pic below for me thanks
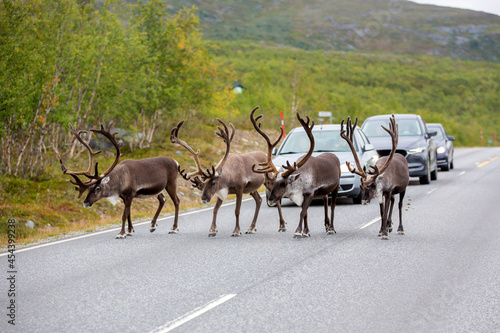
[211,40,499,146]
[1,0,499,246]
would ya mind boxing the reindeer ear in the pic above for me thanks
[289,173,300,182]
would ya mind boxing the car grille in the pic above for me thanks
[340,184,353,191]
[377,149,407,157]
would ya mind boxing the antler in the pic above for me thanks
[60,123,121,198]
[249,106,283,176]
[59,123,102,179]
[368,114,398,177]
[170,120,207,185]
[340,116,368,180]
[210,118,235,176]
[282,112,315,178]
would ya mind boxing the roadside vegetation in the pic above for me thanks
[1,0,499,246]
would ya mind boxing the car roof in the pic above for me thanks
[287,124,350,133]
[363,114,421,121]
[427,123,444,128]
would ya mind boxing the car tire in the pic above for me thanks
[431,159,438,181]
[352,192,362,204]
[441,158,450,171]
[450,152,454,170]
[420,160,431,184]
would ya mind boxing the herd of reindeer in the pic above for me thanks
[59,107,409,240]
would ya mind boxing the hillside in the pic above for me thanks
[166,0,500,62]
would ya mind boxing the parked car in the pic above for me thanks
[361,114,438,184]
[270,124,379,204]
[427,123,455,171]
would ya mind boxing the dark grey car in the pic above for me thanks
[361,114,438,184]
[427,123,455,171]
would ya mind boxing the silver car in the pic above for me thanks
[270,124,379,204]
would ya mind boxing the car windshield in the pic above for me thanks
[428,126,445,140]
[363,118,422,137]
[279,129,352,154]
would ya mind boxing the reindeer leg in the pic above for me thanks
[327,185,339,235]
[246,191,261,234]
[165,184,180,234]
[323,196,330,232]
[127,213,134,236]
[398,190,406,235]
[232,192,243,237]
[378,203,384,237]
[117,197,132,239]
[149,193,165,233]
[295,194,314,238]
[387,195,395,233]
[209,198,223,237]
[276,200,287,232]
[380,193,391,240]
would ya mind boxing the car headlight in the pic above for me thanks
[341,162,354,173]
[408,147,425,154]
[437,146,446,154]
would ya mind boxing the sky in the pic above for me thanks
[410,0,500,16]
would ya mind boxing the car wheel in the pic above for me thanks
[441,158,450,171]
[431,159,438,181]
[420,160,431,184]
[450,153,454,169]
[352,192,362,204]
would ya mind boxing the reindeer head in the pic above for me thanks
[251,108,314,205]
[341,114,398,205]
[60,124,121,208]
[171,118,235,204]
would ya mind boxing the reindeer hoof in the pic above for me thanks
[302,233,311,238]
[116,234,126,239]
[326,229,336,235]
[278,228,287,232]
[168,228,179,234]
[381,235,389,240]
[208,232,217,237]
[245,229,256,234]
[293,232,302,238]
[231,232,242,237]
[398,231,405,235]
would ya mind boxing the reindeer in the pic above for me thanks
[170,118,284,237]
[60,124,180,239]
[252,111,341,238]
[340,115,409,240]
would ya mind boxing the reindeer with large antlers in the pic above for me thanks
[60,124,180,239]
[253,111,341,238]
[171,118,280,237]
[340,114,409,239]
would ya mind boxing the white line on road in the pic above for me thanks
[459,171,466,176]
[0,196,263,256]
[360,217,381,229]
[149,294,237,333]
[426,187,438,195]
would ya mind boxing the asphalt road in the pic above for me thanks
[1,147,499,333]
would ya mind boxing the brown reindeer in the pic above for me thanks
[60,124,180,239]
[340,115,409,239]
[170,118,285,237]
[252,111,341,238]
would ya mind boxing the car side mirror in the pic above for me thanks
[448,135,455,141]
[428,130,437,137]
[272,147,278,156]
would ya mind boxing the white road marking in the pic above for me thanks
[0,195,264,256]
[459,171,466,176]
[149,294,237,333]
[360,217,381,229]
[426,188,438,195]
